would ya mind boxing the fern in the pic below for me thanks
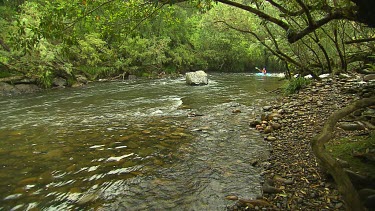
[283,77,311,95]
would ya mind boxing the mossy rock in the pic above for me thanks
[326,132,375,177]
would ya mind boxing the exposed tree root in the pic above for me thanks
[312,97,375,211]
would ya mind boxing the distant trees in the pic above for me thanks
[0,0,374,86]
[197,0,375,78]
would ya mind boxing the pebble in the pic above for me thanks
[266,136,277,141]
[231,75,374,211]
[262,184,282,193]
[225,195,238,201]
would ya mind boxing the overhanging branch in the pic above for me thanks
[345,37,375,44]
[213,0,358,44]
[215,20,302,68]
[287,7,357,43]
[216,0,290,31]
[64,0,117,31]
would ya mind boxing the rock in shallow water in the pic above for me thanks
[185,70,208,85]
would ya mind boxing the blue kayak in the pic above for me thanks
[255,72,272,76]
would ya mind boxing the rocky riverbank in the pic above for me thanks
[231,74,375,210]
[0,75,90,96]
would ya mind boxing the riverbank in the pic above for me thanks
[234,75,374,210]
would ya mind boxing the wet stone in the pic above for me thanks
[266,136,277,142]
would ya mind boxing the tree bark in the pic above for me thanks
[312,97,375,211]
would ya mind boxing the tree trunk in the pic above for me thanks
[312,97,375,211]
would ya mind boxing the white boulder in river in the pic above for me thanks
[185,70,208,85]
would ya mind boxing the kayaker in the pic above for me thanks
[262,67,267,75]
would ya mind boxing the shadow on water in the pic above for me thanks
[0,73,284,210]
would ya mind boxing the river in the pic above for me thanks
[0,73,283,210]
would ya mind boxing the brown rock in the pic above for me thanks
[337,122,366,131]
[225,195,238,201]
[239,198,272,207]
[250,119,261,127]
[262,184,282,193]
[266,136,277,141]
[267,113,282,121]
[270,122,282,130]
[264,126,273,134]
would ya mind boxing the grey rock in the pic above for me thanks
[76,75,88,84]
[0,82,17,95]
[337,121,366,131]
[345,169,372,189]
[15,84,40,93]
[263,106,273,112]
[363,74,375,82]
[53,77,67,87]
[185,70,208,85]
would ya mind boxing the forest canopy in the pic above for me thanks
[0,0,374,87]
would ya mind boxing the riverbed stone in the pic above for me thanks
[270,122,282,130]
[363,74,375,81]
[0,82,17,95]
[264,126,273,134]
[225,195,238,200]
[185,70,208,85]
[250,119,261,127]
[263,106,273,112]
[266,112,282,121]
[53,77,67,87]
[15,84,40,93]
[266,136,277,141]
[76,75,88,84]
[337,121,366,131]
[71,82,84,87]
[262,184,282,193]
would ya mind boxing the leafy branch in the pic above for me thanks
[64,0,117,31]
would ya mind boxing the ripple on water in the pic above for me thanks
[0,74,284,210]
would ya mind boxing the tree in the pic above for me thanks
[187,0,374,77]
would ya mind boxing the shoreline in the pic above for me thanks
[233,75,374,210]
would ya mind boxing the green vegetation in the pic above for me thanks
[282,77,311,95]
[0,0,374,87]
[326,132,375,177]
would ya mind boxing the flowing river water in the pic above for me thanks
[0,73,284,210]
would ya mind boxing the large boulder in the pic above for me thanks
[76,75,89,84]
[15,84,40,93]
[185,70,208,85]
[0,82,17,96]
[0,82,40,96]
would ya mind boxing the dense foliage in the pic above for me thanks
[0,0,374,87]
